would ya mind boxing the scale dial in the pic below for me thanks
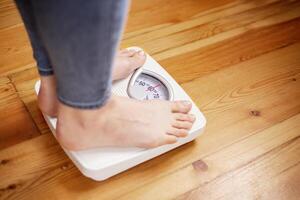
[127,70,173,101]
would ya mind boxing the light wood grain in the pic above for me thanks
[0,25,35,76]
[0,0,299,199]
[121,114,300,200]
[0,0,22,29]
[108,43,300,200]
[177,115,300,200]
[0,42,299,199]
[125,0,235,33]
[161,16,300,84]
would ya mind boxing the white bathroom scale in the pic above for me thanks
[34,47,206,181]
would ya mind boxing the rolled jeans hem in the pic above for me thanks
[38,68,54,76]
[57,92,111,109]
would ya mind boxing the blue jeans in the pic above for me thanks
[15,0,128,109]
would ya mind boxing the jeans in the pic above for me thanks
[15,0,129,109]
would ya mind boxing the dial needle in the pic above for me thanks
[146,84,160,91]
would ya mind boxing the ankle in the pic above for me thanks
[56,106,89,150]
[38,87,58,117]
[56,100,111,150]
[57,98,113,125]
[56,123,86,150]
[38,75,58,117]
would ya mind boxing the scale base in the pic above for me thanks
[34,47,206,181]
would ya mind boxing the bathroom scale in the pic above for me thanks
[34,47,206,181]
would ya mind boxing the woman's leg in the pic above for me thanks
[28,0,129,108]
[15,0,53,75]
[15,0,146,117]
[18,0,195,149]
[15,0,58,117]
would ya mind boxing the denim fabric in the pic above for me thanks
[15,0,128,109]
[15,0,54,76]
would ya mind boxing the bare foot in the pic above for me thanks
[38,49,146,117]
[112,49,146,80]
[56,95,195,150]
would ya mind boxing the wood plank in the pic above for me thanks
[1,0,300,199]
[114,44,300,200]
[0,0,234,33]
[125,0,235,33]
[161,17,300,84]
[182,43,300,116]
[152,2,300,61]
[8,68,50,134]
[122,0,300,59]
[0,76,40,150]
[0,25,35,76]
[0,0,235,77]
[0,42,299,200]
[3,0,297,137]
[121,115,300,200]
[0,133,71,200]
[2,0,292,78]
[0,0,22,29]
[124,0,260,40]
[177,136,300,199]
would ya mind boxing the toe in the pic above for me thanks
[164,135,178,144]
[129,50,146,68]
[174,113,195,122]
[171,101,192,113]
[172,120,193,130]
[140,134,177,148]
[167,128,188,137]
[119,49,129,54]
[119,49,136,57]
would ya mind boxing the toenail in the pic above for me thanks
[190,114,196,120]
[181,101,191,106]
[138,50,145,56]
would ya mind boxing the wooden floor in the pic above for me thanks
[0,0,300,199]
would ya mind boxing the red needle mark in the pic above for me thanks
[146,84,160,91]
[153,84,161,89]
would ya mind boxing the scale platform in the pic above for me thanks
[34,47,206,181]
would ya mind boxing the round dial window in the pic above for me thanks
[127,71,172,100]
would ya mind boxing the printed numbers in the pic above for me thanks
[153,93,159,99]
[139,81,146,86]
